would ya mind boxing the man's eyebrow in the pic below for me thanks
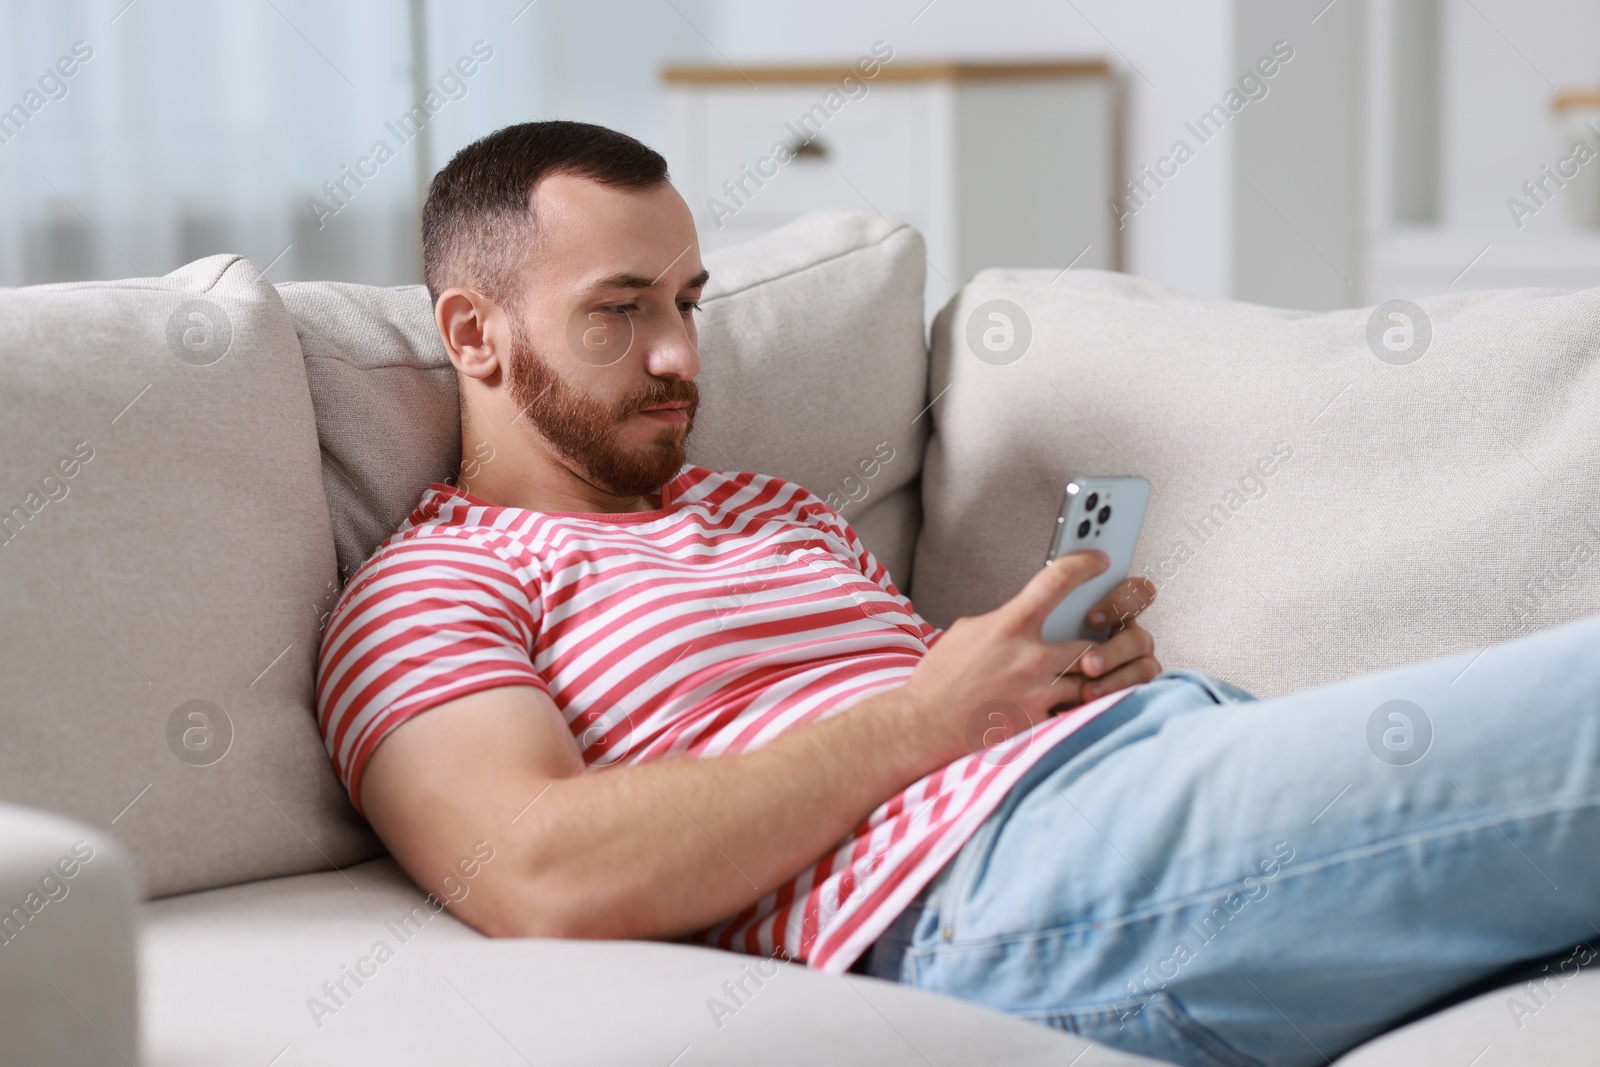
[585,272,655,293]
[583,268,711,295]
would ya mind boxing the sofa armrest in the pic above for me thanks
[0,803,139,1066]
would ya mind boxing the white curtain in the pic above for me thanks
[0,0,711,287]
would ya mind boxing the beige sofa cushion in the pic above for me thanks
[0,255,380,898]
[279,209,930,593]
[0,805,138,1067]
[275,281,460,589]
[141,855,1596,1066]
[911,270,1600,697]
[139,858,1152,1066]
[1337,968,1600,1065]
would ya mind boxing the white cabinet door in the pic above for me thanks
[679,85,934,234]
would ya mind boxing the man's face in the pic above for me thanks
[503,173,705,500]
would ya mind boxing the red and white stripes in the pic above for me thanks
[315,466,1126,974]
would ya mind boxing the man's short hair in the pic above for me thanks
[421,120,669,307]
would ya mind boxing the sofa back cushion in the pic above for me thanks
[280,209,931,592]
[274,281,459,590]
[911,270,1600,697]
[0,256,381,898]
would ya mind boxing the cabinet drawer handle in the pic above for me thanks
[787,137,829,161]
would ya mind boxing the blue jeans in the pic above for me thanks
[861,613,1600,1066]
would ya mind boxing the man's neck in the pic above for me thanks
[453,421,666,515]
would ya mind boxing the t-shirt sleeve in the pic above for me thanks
[798,490,944,648]
[314,531,547,813]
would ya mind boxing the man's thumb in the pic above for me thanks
[1010,549,1108,625]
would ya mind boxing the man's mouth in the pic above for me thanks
[638,401,691,424]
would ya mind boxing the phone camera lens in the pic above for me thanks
[1084,492,1099,512]
[1077,519,1092,538]
[1098,505,1112,524]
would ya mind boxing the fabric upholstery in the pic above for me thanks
[1337,970,1600,1064]
[0,804,138,1066]
[911,270,1600,697]
[138,857,1154,1066]
[275,280,460,590]
[0,255,381,899]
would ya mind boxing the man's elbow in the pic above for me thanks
[456,874,633,941]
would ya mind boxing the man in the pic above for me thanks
[316,121,1600,1067]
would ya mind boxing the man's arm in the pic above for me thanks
[362,678,938,940]
[360,550,1162,942]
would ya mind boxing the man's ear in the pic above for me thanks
[436,288,505,382]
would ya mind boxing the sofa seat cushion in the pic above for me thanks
[1335,967,1600,1065]
[913,270,1600,697]
[138,858,1152,1066]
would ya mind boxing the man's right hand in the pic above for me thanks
[900,550,1162,766]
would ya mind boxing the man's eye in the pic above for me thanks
[679,300,703,314]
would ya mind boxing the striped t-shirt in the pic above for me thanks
[315,464,1128,974]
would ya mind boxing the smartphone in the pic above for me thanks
[1039,475,1151,643]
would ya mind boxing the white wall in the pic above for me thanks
[1231,0,1366,310]
[1440,0,1600,235]
[0,0,716,286]
[421,0,715,173]
[1363,0,1600,299]
[707,0,1237,297]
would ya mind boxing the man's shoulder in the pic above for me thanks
[370,520,515,564]
[339,522,524,609]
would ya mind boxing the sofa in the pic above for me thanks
[2,209,1598,1065]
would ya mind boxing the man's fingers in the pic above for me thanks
[1049,640,1096,683]
[1081,655,1163,701]
[1010,550,1109,630]
[1080,623,1154,678]
[1087,577,1157,631]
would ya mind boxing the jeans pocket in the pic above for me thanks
[1025,990,1263,1067]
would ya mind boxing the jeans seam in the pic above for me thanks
[1018,991,1266,1067]
[929,810,1005,942]
[915,787,1600,956]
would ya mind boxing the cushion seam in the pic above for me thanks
[208,254,252,294]
[303,351,453,371]
[703,220,918,304]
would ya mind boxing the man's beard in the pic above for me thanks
[503,319,698,500]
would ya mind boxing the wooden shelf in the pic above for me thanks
[663,59,1110,86]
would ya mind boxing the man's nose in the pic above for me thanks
[645,316,700,381]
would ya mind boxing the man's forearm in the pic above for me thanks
[496,683,949,941]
